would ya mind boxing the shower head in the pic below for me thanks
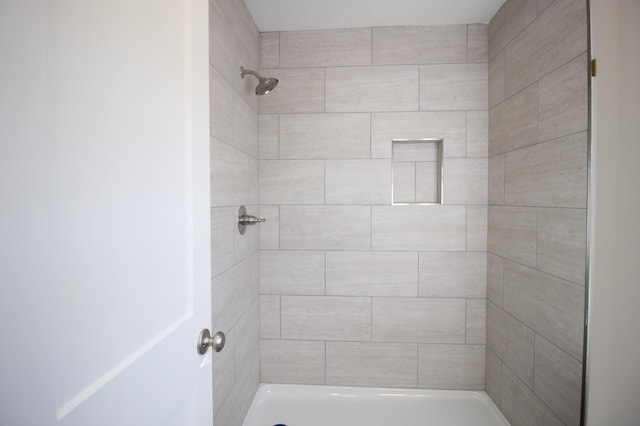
[240,66,279,95]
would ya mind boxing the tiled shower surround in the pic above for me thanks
[209,0,589,424]
[486,0,588,425]
[257,25,490,389]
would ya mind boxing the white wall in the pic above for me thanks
[586,0,640,424]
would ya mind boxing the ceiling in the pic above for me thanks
[245,0,506,32]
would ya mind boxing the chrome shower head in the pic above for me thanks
[240,66,279,95]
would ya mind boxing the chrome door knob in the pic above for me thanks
[197,329,225,355]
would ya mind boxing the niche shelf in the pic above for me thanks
[391,138,443,205]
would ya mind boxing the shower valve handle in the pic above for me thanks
[238,215,266,225]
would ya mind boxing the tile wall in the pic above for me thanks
[258,24,489,390]
[209,0,261,423]
[486,0,588,425]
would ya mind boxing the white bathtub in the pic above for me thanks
[243,384,510,426]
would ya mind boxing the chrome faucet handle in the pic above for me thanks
[237,205,266,235]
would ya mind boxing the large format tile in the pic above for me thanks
[443,158,488,205]
[280,28,371,67]
[467,206,488,251]
[372,25,467,65]
[233,204,259,263]
[420,63,488,111]
[486,302,535,387]
[534,335,583,426]
[280,205,371,250]
[259,205,279,249]
[468,24,489,63]
[488,0,537,60]
[260,250,325,295]
[488,155,505,205]
[488,51,506,108]
[419,252,487,298]
[487,253,504,307]
[210,65,234,144]
[372,205,466,251]
[210,138,258,207]
[489,83,538,156]
[259,160,324,204]
[326,342,418,388]
[281,296,372,341]
[418,344,485,390]
[326,251,418,297]
[326,65,419,112]
[504,131,588,208]
[279,113,371,159]
[258,114,278,159]
[488,206,537,267]
[325,159,392,205]
[372,298,466,344]
[259,32,279,69]
[503,261,585,360]
[538,52,589,143]
[259,68,325,114]
[261,339,325,384]
[467,110,489,158]
[210,207,236,277]
[392,162,416,203]
[537,207,587,285]
[505,0,588,96]
[212,254,259,334]
[500,366,563,426]
[372,112,466,158]
[231,90,259,157]
[485,348,502,406]
[259,295,280,339]
[467,299,487,345]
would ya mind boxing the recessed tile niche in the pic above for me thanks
[392,138,443,204]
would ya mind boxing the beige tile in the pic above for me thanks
[488,51,506,108]
[210,66,234,144]
[259,68,325,114]
[505,131,588,208]
[467,111,488,158]
[488,0,537,60]
[234,204,259,262]
[211,207,235,277]
[488,206,537,267]
[443,158,488,205]
[500,366,564,426]
[280,206,371,250]
[372,112,466,158]
[212,326,235,416]
[503,260,585,360]
[261,339,325,384]
[486,303,535,387]
[260,250,325,295]
[419,252,487,298]
[537,208,587,285]
[281,296,371,341]
[259,205,279,250]
[418,344,485,390]
[372,205,466,251]
[326,342,418,388]
[392,162,416,203]
[489,83,538,156]
[420,63,488,111]
[467,205,488,252]
[234,301,260,380]
[372,25,467,65]
[487,253,504,307]
[259,32,279,69]
[415,162,439,203]
[325,159,392,205]
[485,348,503,406]
[259,160,324,204]
[373,298,466,344]
[279,113,371,159]
[210,138,258,207]
[534,335,583,426]
[210,0,241,95]
[260,295,280,339]
[212,254,259,334]
[488,155,505,205]
[538,0,556,14]
[326,251,418,297]
[467,299,487,344]
[468,24,489,63]
[280,28,371,67]
[538,52,589,142]
[505,0,588,96]
[393,140,438,161]
[258,114,278,159]
[231,90,259,157]
[214,353,259,426]
[326,65,419,112]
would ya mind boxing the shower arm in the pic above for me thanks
[240,66,264,81]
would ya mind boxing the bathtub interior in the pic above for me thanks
[242,384,510,426]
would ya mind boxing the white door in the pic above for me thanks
[0,1,212,425]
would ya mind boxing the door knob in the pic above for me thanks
[197,329,225,355]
